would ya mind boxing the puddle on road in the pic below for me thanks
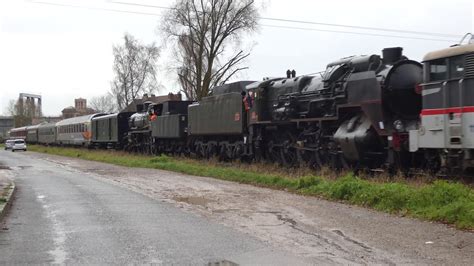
[5,165,32,171]
[208,259,239,266]
[172,196,212,207]
[0,162,10,170]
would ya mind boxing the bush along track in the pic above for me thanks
[28,145,474,230]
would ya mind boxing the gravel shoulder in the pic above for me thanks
[28,152,474,265]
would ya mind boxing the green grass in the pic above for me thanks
[28,145,474,230]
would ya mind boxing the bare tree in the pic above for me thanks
[5,100,16,116]
[4,99,31,127]
[111,33,160,110]
[89,93,117,113]
[162,0,259,100]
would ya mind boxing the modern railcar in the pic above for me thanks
[410,41,474,173]
[26,124,42,144]
[38,122,57,145]
[9,126,28,140]
[56,113,105,146]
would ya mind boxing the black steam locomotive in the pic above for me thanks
[244,47,423,171]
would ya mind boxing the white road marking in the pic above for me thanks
[37,193,68,264]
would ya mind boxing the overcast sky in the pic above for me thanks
[0,0,473,116]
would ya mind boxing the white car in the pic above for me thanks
[4,140,14,150]
[11,139,27,152]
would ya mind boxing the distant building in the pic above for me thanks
[75,98,87,111]
[62,98,96,119]
[121,93,182,113]
[0,116,14,140]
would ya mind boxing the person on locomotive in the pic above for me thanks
[149,105,158,121]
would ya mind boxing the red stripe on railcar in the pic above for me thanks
[421,107,474,116]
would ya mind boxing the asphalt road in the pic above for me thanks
[0,150,312,265]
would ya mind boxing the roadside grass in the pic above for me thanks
[28,145,474,230]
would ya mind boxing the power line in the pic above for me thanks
[29,1,458,43]
[109,0,462,38]
[261,24,457,43]
[31,1,163,17]
[108,1,173,11]
[259,17,460,38]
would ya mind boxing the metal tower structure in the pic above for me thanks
[18,93,42,117]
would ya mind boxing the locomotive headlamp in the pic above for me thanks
[393,120,405,132]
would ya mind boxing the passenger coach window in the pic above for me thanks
[449,56,464,79]
[429,59,447,81]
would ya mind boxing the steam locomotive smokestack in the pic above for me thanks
[382,47,403,64]
[286,69,291,78]
[291,69,296,78]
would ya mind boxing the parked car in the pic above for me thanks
[11,139,27,152]
[4,140,14,150]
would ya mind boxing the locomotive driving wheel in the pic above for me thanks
[327,140,349,170]
[266,131,299,167]
[312,136,349,171]
[296,128,324,169]
[280,136,299,167]
[266,140,281,164]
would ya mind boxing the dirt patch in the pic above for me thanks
[172,196,212,207]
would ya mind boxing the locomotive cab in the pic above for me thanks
[410,40,474,172]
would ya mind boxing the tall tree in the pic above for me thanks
[111,33,160,110]
[162,0,259,100]
[89,93,117,113]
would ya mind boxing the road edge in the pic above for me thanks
[0,179,16,222]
